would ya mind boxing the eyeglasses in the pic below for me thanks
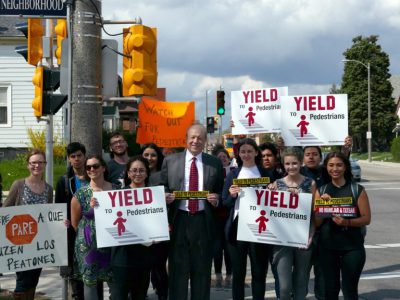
[110,140,126,146]
[29,161,46,166]
[86,164,101,171]
[129,168,146,174]
[143,153,157,158]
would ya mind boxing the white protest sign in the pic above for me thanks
[231,87,288,134]
[237,188,312,247]
[0,204,68,273]
[94,186,169,248]
[280,94,348,146]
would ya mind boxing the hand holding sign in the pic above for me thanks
[206,193,219,207]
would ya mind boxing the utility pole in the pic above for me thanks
[71,0,103,155]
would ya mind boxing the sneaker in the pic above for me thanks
[215,278,223,289]
[224,274,232,289]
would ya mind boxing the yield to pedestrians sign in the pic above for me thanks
[231,87,288,135]
[280,94,348,146]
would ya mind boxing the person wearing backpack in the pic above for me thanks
[315,151,371,300]
[55,142,88,300]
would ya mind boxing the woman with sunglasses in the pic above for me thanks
[3,149,53,299]
[315,152,371,299]
[140,144,168,300]
[71,155,114,300]
[110,156,156,300]
[223,138,275,300]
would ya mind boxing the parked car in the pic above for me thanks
[350,157,361,181]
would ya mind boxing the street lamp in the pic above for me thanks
[342,59,372,162]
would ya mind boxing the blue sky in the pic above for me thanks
[102,0,400,129]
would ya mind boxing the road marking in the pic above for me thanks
[376,243,400,247]
[366,188,400,191]
[362,182,400,186]
[361,272,400,280]
[365,243,400,249]
[365,245,385,249]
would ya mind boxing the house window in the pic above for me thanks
[0,85,11,126]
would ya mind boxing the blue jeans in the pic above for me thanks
[272,246,313,300]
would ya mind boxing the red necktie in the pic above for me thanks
[188,157,199,212]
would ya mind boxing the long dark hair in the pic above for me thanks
[140,143,164,171]
[235,138,262,167]
[124,155,150,187]
[85,154,109,181]
[323,151,353,182]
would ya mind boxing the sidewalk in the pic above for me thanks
[0,267,319,299]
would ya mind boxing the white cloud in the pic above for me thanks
[101,0,400,124]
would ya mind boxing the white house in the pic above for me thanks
[0,16,63,160]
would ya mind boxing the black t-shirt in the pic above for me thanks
[319,181,365,250]
[107,159,127,186]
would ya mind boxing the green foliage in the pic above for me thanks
[26,128,66,162]
[391,137,400,162]
[0,158,67,190]
[102,129,141,157]
[339,35,396,152]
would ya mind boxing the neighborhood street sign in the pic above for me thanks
[0,0,66,17]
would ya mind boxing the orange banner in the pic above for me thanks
[136,98,195,148]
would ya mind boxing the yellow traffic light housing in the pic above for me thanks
[214,115,219,131]
[15,19,44,66]
[123,25,157,96]
[55,19,68,66]
[31,66,67,117]
[32,66,44,117]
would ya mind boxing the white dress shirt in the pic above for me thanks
[179,151,205,211]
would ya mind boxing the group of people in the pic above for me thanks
[2,124,371,300]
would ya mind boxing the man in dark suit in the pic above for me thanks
[160,124,224,300]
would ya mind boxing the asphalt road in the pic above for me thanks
[0,160,399,299]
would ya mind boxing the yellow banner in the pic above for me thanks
[314,197,353,206]
[173,191,209,199]
[233,177,270,186]
[136,98,195,148]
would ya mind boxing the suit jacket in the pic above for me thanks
[160,150,224,240]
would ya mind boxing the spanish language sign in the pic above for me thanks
[94,186,169,248]
[136,98,195,148]
[0,204,67,273]
[314,197,358,218]
[231,87,288,135]
[237,188,312,247]
[280,94,348,146]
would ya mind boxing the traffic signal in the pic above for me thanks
[31,66,67,117]
[214,115,219,131]
[123,25,157,96]
[32,66,44,117]
[15,19,44,66]
[54,19,68,66]
[122,27,130,97]
[206,117,215,133]
[217,90,225,115]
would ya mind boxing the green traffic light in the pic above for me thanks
[217,107,225,115]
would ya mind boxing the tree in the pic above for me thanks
[340,35,396,152]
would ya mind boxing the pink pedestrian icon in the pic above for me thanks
[255,210,269,234]
[297,115,309,137]
[113,211,127,236]
[245,107,256,126]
